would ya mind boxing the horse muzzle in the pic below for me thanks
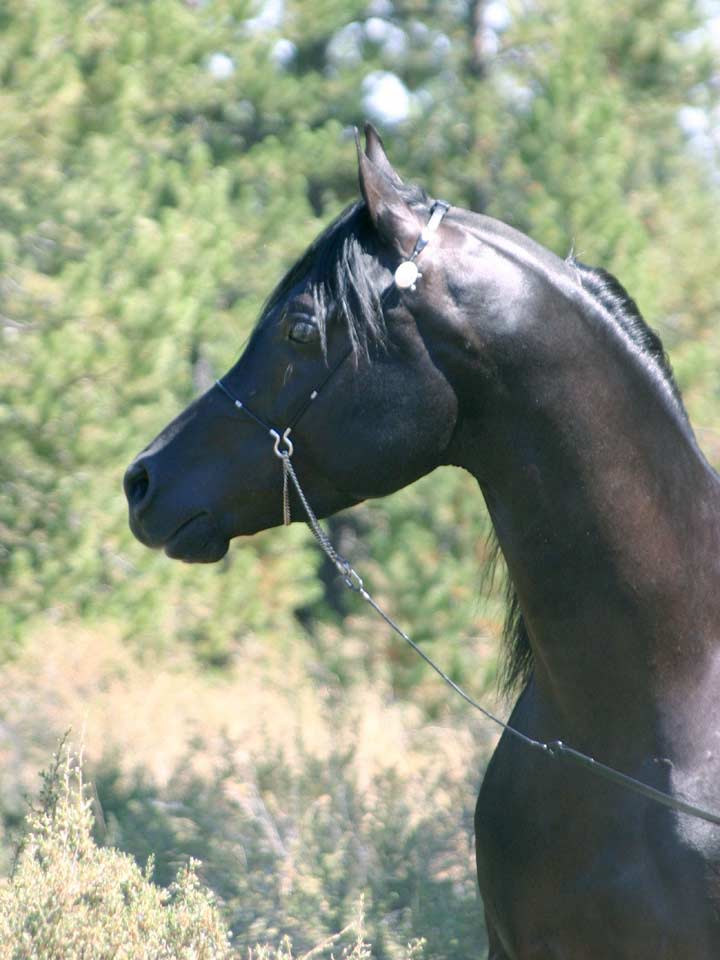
[124,459,230,563]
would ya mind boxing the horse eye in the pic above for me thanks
[288,318,319,344]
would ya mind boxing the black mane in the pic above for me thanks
[499,259,685,695]
[572,259,684,409]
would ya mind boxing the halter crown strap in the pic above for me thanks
[412,200,451,260]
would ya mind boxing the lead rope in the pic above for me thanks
[275,442,720,828]
[281,452,524,723]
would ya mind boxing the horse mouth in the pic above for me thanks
[163,513,229,563]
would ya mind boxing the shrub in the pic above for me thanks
[0,742,445,959]
[0,623,490,958]
[0,742,232,960]
[97,738,485,959]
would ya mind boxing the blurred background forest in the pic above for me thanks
[2,0,720,955]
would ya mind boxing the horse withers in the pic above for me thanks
[125,126,720,959]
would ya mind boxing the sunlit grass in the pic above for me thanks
[0,621,494,958]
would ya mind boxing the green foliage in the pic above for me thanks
[0,742,233,959]
[1,0,720,952]
[1,0,719,669]
[485,0,720,301]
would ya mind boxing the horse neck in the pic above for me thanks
[450,267,720,745]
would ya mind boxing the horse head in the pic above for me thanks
[124,125,492,562]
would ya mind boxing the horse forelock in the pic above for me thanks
[258,181,427,361]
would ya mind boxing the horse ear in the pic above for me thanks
[363,122,404,187]
[356,125,419,255]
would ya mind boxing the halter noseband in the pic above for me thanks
[215,344,353,459]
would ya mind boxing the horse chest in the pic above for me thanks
[475,705,720,958]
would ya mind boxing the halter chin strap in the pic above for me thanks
[394,200,451,291]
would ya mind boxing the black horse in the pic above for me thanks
[125,126,720,958]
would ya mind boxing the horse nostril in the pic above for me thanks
[124,461,151,509]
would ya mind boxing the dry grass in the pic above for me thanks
[0,617,496,957]
[0,616,497,796]
[0,743,429,959]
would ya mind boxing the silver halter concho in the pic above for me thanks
[214,198,720,828]
[393,200,451,291]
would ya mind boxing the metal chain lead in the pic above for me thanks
[282,457,291,526]
[277,446,720,828]
[281,451,549,744]
[280,454,362,586]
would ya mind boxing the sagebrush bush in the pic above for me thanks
[0,625,490,958]
[0,744,233,959]
[0,744,423,960]
[98,737,485,959]
[0,737,475,959]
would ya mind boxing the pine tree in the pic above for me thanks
[1,0,718,684]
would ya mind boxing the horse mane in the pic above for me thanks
[497,258,686,697]
[258,183,427,360]
[483,535,534,697]
[570,259,685,410]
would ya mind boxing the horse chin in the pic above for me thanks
[163,514,229,564]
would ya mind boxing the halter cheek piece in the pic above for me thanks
[215,344,353,525]
[215,199,451,523]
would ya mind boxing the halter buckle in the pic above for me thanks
[394,261,421,290]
